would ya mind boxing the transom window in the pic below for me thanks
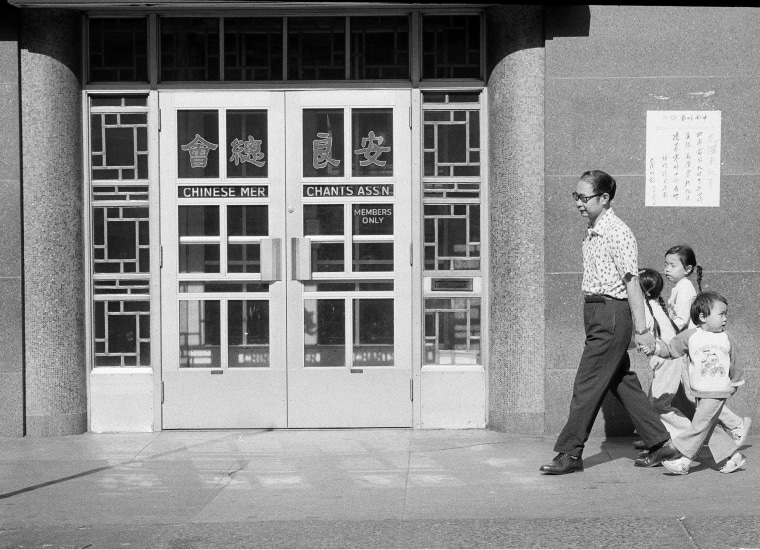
[86,13,482,84]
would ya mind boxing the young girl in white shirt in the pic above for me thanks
[664,245,751,446]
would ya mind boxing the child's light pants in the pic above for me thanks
[650,356,744,438]
[649,357,691,437]
[671,397,738,464]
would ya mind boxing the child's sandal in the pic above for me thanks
[720,452,746,474]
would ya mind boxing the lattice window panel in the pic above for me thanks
[423,108,480,179]
[424,204,480,271]
[424,298,481,365]
[93,299,151,367]
[90,99,149,183]
[89,95,152,369]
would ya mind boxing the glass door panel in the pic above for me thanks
[286,90,412,428]
[161,89,411,429]
[160,91,287,429]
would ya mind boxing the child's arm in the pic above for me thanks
[670,285,695,331]
[726,332,745,389]
[652,329,693,359]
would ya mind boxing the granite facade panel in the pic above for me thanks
[545,6,760,79]
[546,77,760,179]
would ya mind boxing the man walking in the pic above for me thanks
[539,170,678,475]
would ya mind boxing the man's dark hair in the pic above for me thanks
[580,170,616,201]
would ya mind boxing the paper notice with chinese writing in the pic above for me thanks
[645,111,721,207]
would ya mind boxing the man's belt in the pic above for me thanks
[584,294,627,303]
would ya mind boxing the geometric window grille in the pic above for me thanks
[423,94,480,179]
[424,204,480,271]
[93,300,150,367]
[92,206,150,274]
[424,298,481,365]
[89,95,152,369]
[421,14,481,80]
[90,100,149,182]
[422,91,484,365]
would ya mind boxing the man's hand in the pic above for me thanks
[634,331,655,355]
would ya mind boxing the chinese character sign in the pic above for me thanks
[181,134,219,169]
[645,111,721,207]
[353,130,391,167]
[230,135,266,167]
[312,132,341,170]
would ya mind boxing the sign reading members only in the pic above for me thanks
[178,185,268,198]
[303,184,393,198]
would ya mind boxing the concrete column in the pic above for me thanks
[0,2,24,437]
[20,8,86,435]
[485,5,546,433]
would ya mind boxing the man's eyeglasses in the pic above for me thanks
[572,192,604,203]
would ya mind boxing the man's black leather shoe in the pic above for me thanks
[539,453,583,475]
[634,440,680,467]
[633,439,647,450]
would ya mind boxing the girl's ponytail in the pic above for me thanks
[644,299,661,339]
[696,265,703,292]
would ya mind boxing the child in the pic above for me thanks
[651,291,746,474]
[664,245,751,446]
[639,269,691,439]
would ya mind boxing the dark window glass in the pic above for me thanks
[226,111,268,178]
[89,18,148,82]
[224,17,283,81]
[161,17,220,81]
[350,16,409,80]
[177,110,220,178]
[422,15,481,79]
[352,109,393,177]
[302,109,344,177]
[287,17,345,80]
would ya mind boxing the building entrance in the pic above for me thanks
[159,90,413,428]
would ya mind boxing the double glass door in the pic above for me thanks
[159,90,412,428]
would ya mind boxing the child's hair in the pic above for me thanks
[665,244,703,291]
[690,291,728,326]
[580,170,616,201]
[639,268,678,337]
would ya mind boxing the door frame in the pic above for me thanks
[157,88,418,429]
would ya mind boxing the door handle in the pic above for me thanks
[291,237,312,281]
[260,238,282,282]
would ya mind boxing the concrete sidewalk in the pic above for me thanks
[1,429,759,548]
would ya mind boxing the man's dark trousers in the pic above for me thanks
[554,297,671,457]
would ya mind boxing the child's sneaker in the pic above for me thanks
[720,452,746,474]
[663,456,691,475]
[731,417,752,446]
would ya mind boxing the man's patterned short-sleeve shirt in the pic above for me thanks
[581,208,639,299]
